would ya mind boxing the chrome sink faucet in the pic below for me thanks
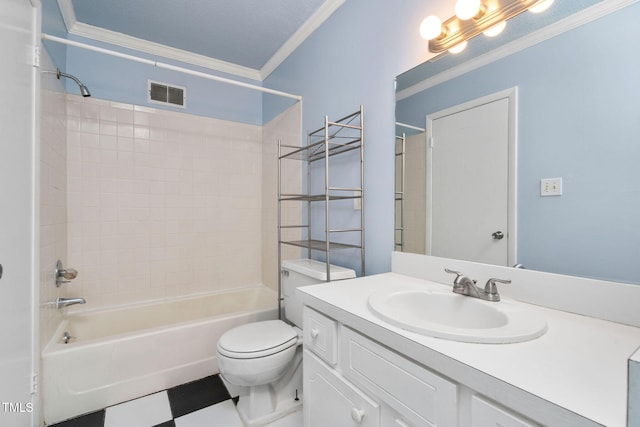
[445,269,511,302]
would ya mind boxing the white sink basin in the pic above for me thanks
[368,289,547,344]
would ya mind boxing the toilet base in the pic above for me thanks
[236,392,302,427]
[234,348,303,426]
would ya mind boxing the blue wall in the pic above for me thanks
[62,35,264,125]
[41,3,265,125]
[42,0,635,282]
[263,0,436,275]
[262,0,625,279]
[395,4,640,283]
[41,0,68,72]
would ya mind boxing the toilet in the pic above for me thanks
[216,258,355,426]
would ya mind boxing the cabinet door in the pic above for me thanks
[340,326,457,427]
[304,349,380,427]
[471,395,539,427]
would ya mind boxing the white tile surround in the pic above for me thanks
[65,95,301,310]
[262,105,302,290]
[39,51,68,348]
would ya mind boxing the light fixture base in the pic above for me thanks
[429,0,543,53]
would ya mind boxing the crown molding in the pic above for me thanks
[68,22,263,81]
[397,0,639,101]
[55,0,344,82]
[57,0,76,31]
[260,0,346,79]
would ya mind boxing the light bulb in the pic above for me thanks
[419,16,443,40]
[529,0,554,13]
[483,21,506,37]
[455,0,481,20]
[448,40,468,54]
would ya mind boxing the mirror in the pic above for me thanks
[394,2,640,285]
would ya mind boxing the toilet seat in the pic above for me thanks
[217,320,298,359]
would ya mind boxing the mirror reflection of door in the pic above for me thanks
[396,125,427,254]
[426,88,517,266]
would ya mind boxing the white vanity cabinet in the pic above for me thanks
[303,306,457,427]
[303,306,540,427]
[304,349,380,427]
[470,395,538,427]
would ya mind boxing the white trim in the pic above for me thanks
[55,0,345,82]
[395,122,426,132]
[260,0,346,79]
[69,22,263,81]
[56,0,76,32]
[397,0,639,101]
[425,87,518,267]
[41,34,303,101]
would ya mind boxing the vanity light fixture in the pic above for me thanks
[420,0,555,54]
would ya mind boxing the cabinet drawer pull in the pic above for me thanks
[350,407,365,424]
[310,328,320,339]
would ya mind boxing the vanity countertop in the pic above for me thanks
[297,272,640,427]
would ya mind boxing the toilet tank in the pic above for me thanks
[281,258,355,327]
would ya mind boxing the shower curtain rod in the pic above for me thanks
[41,34,302,101]
[396,122,426,132]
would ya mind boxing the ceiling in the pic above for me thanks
[58,0,344,80]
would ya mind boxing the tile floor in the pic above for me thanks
[48,375,302,427]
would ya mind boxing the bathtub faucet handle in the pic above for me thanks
[56,260,78,287]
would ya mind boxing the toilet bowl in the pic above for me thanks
[216,259,355,426]
[217,320,300,387]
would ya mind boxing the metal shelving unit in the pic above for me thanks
[395,132,406,251]
[277,106,365,284]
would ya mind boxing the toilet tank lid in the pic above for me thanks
[281,258,356,281]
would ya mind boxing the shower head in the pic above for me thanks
[55,68,91,97]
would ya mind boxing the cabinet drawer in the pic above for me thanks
[303,306,338,365]
[382,404,418,427]
[471,395,539,427]
[304,349,380,427]
[340,326,457,427]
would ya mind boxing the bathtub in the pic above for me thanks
[42,286,278,424]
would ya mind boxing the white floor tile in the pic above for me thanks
[174,400,243,427]
[104,391,172,427]
[266,410,303,427]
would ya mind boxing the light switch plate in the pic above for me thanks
[541,177,562,196]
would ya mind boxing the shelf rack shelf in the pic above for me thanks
[277,106,365,283]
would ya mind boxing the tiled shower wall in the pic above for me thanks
[262,104,302,292]
[39,52,68,347]
[66,96,265,309]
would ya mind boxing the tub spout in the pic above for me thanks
[56,297,86,309]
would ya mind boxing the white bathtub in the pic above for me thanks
[42,286,278,424]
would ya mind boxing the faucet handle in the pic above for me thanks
[56,260,78,287]
[444,268,464,284]
[445,268,477,284]
[484,278,511,301]
[444,268,463,278]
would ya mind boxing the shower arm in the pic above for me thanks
[42,68,91,97]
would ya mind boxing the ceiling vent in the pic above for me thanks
[148,80,186,108]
